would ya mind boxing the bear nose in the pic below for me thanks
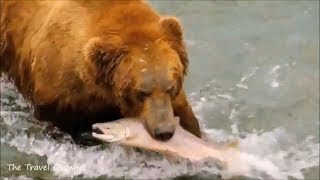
[154,126,175,141]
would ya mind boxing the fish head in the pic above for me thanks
[92,121,131,143]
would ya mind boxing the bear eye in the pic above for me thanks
[137,90,151,102]
[166,86,176,96]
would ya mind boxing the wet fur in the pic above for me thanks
[0,0,200,143]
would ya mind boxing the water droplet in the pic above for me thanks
[271,81,279,88]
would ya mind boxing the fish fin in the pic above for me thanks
[164,153,181,163]
[226,138,239,148]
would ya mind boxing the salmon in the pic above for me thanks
[91,118,243,169]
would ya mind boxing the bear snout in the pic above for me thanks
[153,125,175,141]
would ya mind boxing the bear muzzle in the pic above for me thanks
[153,124,175,141]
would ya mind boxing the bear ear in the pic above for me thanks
[83,37,128,86]
[160,17,188,76]
[160,16,183,42]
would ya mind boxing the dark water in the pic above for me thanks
[1,1,319,179]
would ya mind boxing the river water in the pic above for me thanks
[0,1,319,179]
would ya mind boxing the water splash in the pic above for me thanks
[1,77,319,179]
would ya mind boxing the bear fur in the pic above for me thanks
[0,0,201,143]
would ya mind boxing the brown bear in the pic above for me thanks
[0,0,201,144]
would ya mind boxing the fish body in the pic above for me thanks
[91,118,255,178]
[92,118,239,162]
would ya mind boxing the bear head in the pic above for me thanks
[83,17,188,141]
